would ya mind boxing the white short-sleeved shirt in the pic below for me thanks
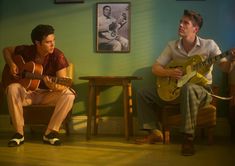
[156,36,227,84]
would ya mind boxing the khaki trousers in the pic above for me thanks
[6,83,75,135]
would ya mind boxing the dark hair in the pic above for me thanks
[103,5,111,11]
[184,10,203,29]
[31,24,55,44]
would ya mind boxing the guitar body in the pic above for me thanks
[99,31,118,40]
[2,55,43,91]
[157,55,211,102]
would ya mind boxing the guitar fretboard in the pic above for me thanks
[23,72,72,87]
[193,51,230,70]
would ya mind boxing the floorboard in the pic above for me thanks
[0,132,235,166]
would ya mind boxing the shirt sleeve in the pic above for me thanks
[56,54,69,71]
[156,43,173,66]
[209,40,227,62]
[52,48,69,71]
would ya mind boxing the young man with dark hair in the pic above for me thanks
[2,24,75,147]
[135,10,235,156]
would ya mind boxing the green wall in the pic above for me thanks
[1,0,235,116]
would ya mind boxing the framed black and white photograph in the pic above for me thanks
[176,0,206,1]
[96,2,130,53]
[54,0,84,4]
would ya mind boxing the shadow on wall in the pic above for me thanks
[132,66,155,90]
[72,66,156,117]
[73,81,126,117]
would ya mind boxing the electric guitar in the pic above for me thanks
[156,50,232,101]
[2,55,72,91]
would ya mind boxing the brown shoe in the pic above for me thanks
[135,132,163,145]
[181,135,195,156]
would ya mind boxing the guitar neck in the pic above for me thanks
[26,73,44,80]
[194,50,230,70]
[24,72,72,87]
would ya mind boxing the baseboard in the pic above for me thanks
[0,115,231,137]
[0,115,14,132]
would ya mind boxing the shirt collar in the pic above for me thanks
[176,36,201,50]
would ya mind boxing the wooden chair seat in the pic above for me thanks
[160,85,218,144]
[23,104,71,134]
[164,105,216,127]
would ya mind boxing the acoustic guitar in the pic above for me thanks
[2,55,72,91]
[156,50,231,102]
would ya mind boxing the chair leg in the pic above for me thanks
[230,124,235,140]
[207,127,214,145]
[30,126,35,135]
[65,122,70,135]
[200,128,206,138]
[163,129,170,144]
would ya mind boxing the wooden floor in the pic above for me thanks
[0,132,235,166]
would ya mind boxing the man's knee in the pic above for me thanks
[62,88,76,102]
[112,41,122,51]
[6,83,23,94]
[181,83,196,93]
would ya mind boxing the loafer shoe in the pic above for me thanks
[8,133,24,147]
[135,132,163,144]
[43,132,61,146]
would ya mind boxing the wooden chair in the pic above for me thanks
[0,82,4,112]
[229,84,235,139]
[1,63,74,135]
[160,85,219,144]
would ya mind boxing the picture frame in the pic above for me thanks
[96,2,130,53]
[54,0,84,4]
[176,0,206,1]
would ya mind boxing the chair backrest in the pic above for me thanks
[66,63,74,81]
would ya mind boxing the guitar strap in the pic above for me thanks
[207,92,233,100]
[205,85,233,101]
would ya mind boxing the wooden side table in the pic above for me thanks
[79,76,142,140]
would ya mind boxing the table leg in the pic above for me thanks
[94,88,100,135]
[123,81,133,140]
[86,83,95,140]
[127,83,133,136]
[123,85,129,140]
